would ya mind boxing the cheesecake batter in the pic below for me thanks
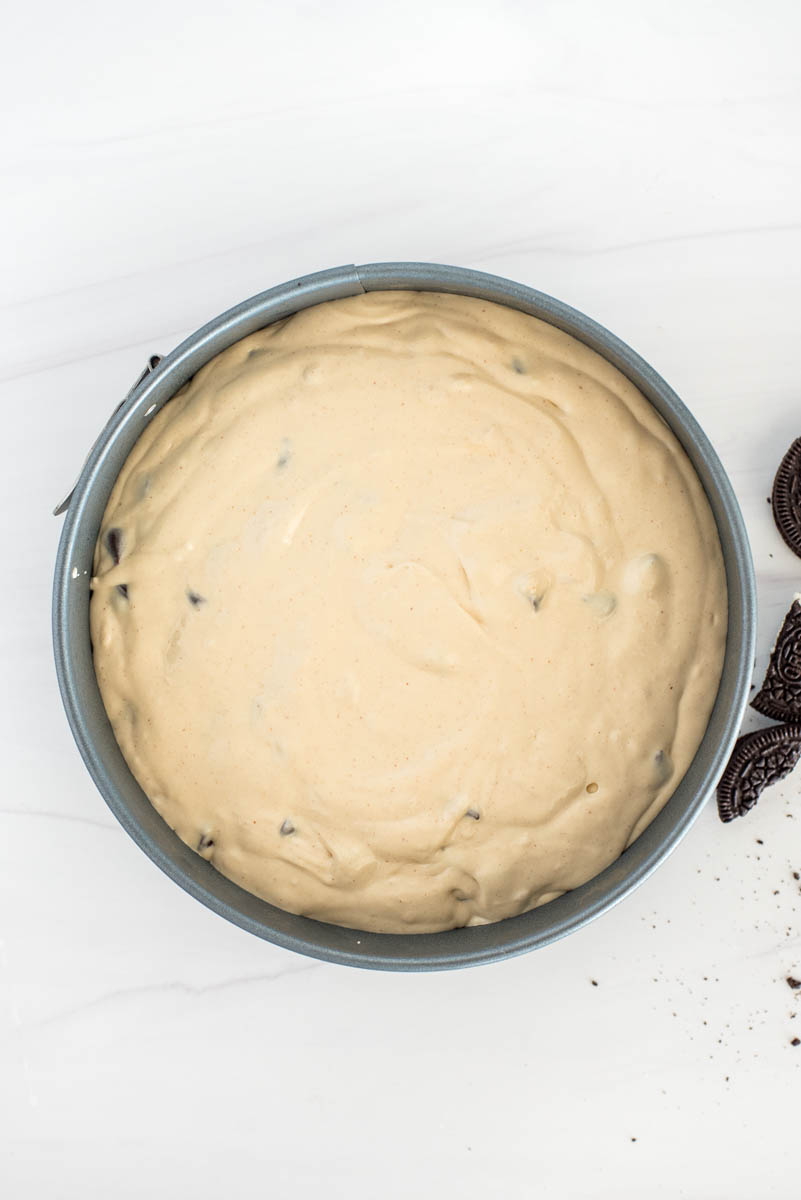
[91,291,727,933]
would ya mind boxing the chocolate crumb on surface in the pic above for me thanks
[792,1037,801,1047]
[787,976,801,991]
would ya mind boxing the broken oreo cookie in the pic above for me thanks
[717,723,801,822]
[752,599,801,722]
[772,437,801,559]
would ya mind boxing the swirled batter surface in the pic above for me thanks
[91,291,727,932]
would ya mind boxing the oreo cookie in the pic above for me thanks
[772,437,801,559]
[717,723,801,822]
[752,599,801,722]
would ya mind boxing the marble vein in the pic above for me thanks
[0,808,117,833]
[29,962,322,1030]
[472,222,801,264]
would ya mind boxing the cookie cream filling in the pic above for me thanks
[91,291,727,933]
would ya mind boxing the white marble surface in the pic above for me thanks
[3,2,801,1194]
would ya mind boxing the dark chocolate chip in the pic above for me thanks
[465,808,481,820]
[717,722,801,822]
[197,833,215,851]
[187,589,206,607]
[751,599,801,721]
[280,819,295,836]
[772,437,801,559]
[116,583,129,600]
[787,976,801,990]
[105,527,123,564]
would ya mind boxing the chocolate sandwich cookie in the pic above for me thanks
[752,599,801,722]
[717,722,801,822]
[772,437,801,559]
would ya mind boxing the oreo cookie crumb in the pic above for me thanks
[772,437,801,559]
[717,723,801,821]
[752,599,801,721]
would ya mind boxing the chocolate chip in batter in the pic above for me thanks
[116,583,129,600]
[280,818,295,836]
[197,833,215,851]
[465,808,481,820]
[583,591,617,618]
[519,582,545,611]
[654,749,674,785]
[105,527,123,564]
[276,438,292,470]
[511,358,526,375]
[187,589,206,608]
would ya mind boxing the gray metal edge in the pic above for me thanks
[53,261,757,971]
